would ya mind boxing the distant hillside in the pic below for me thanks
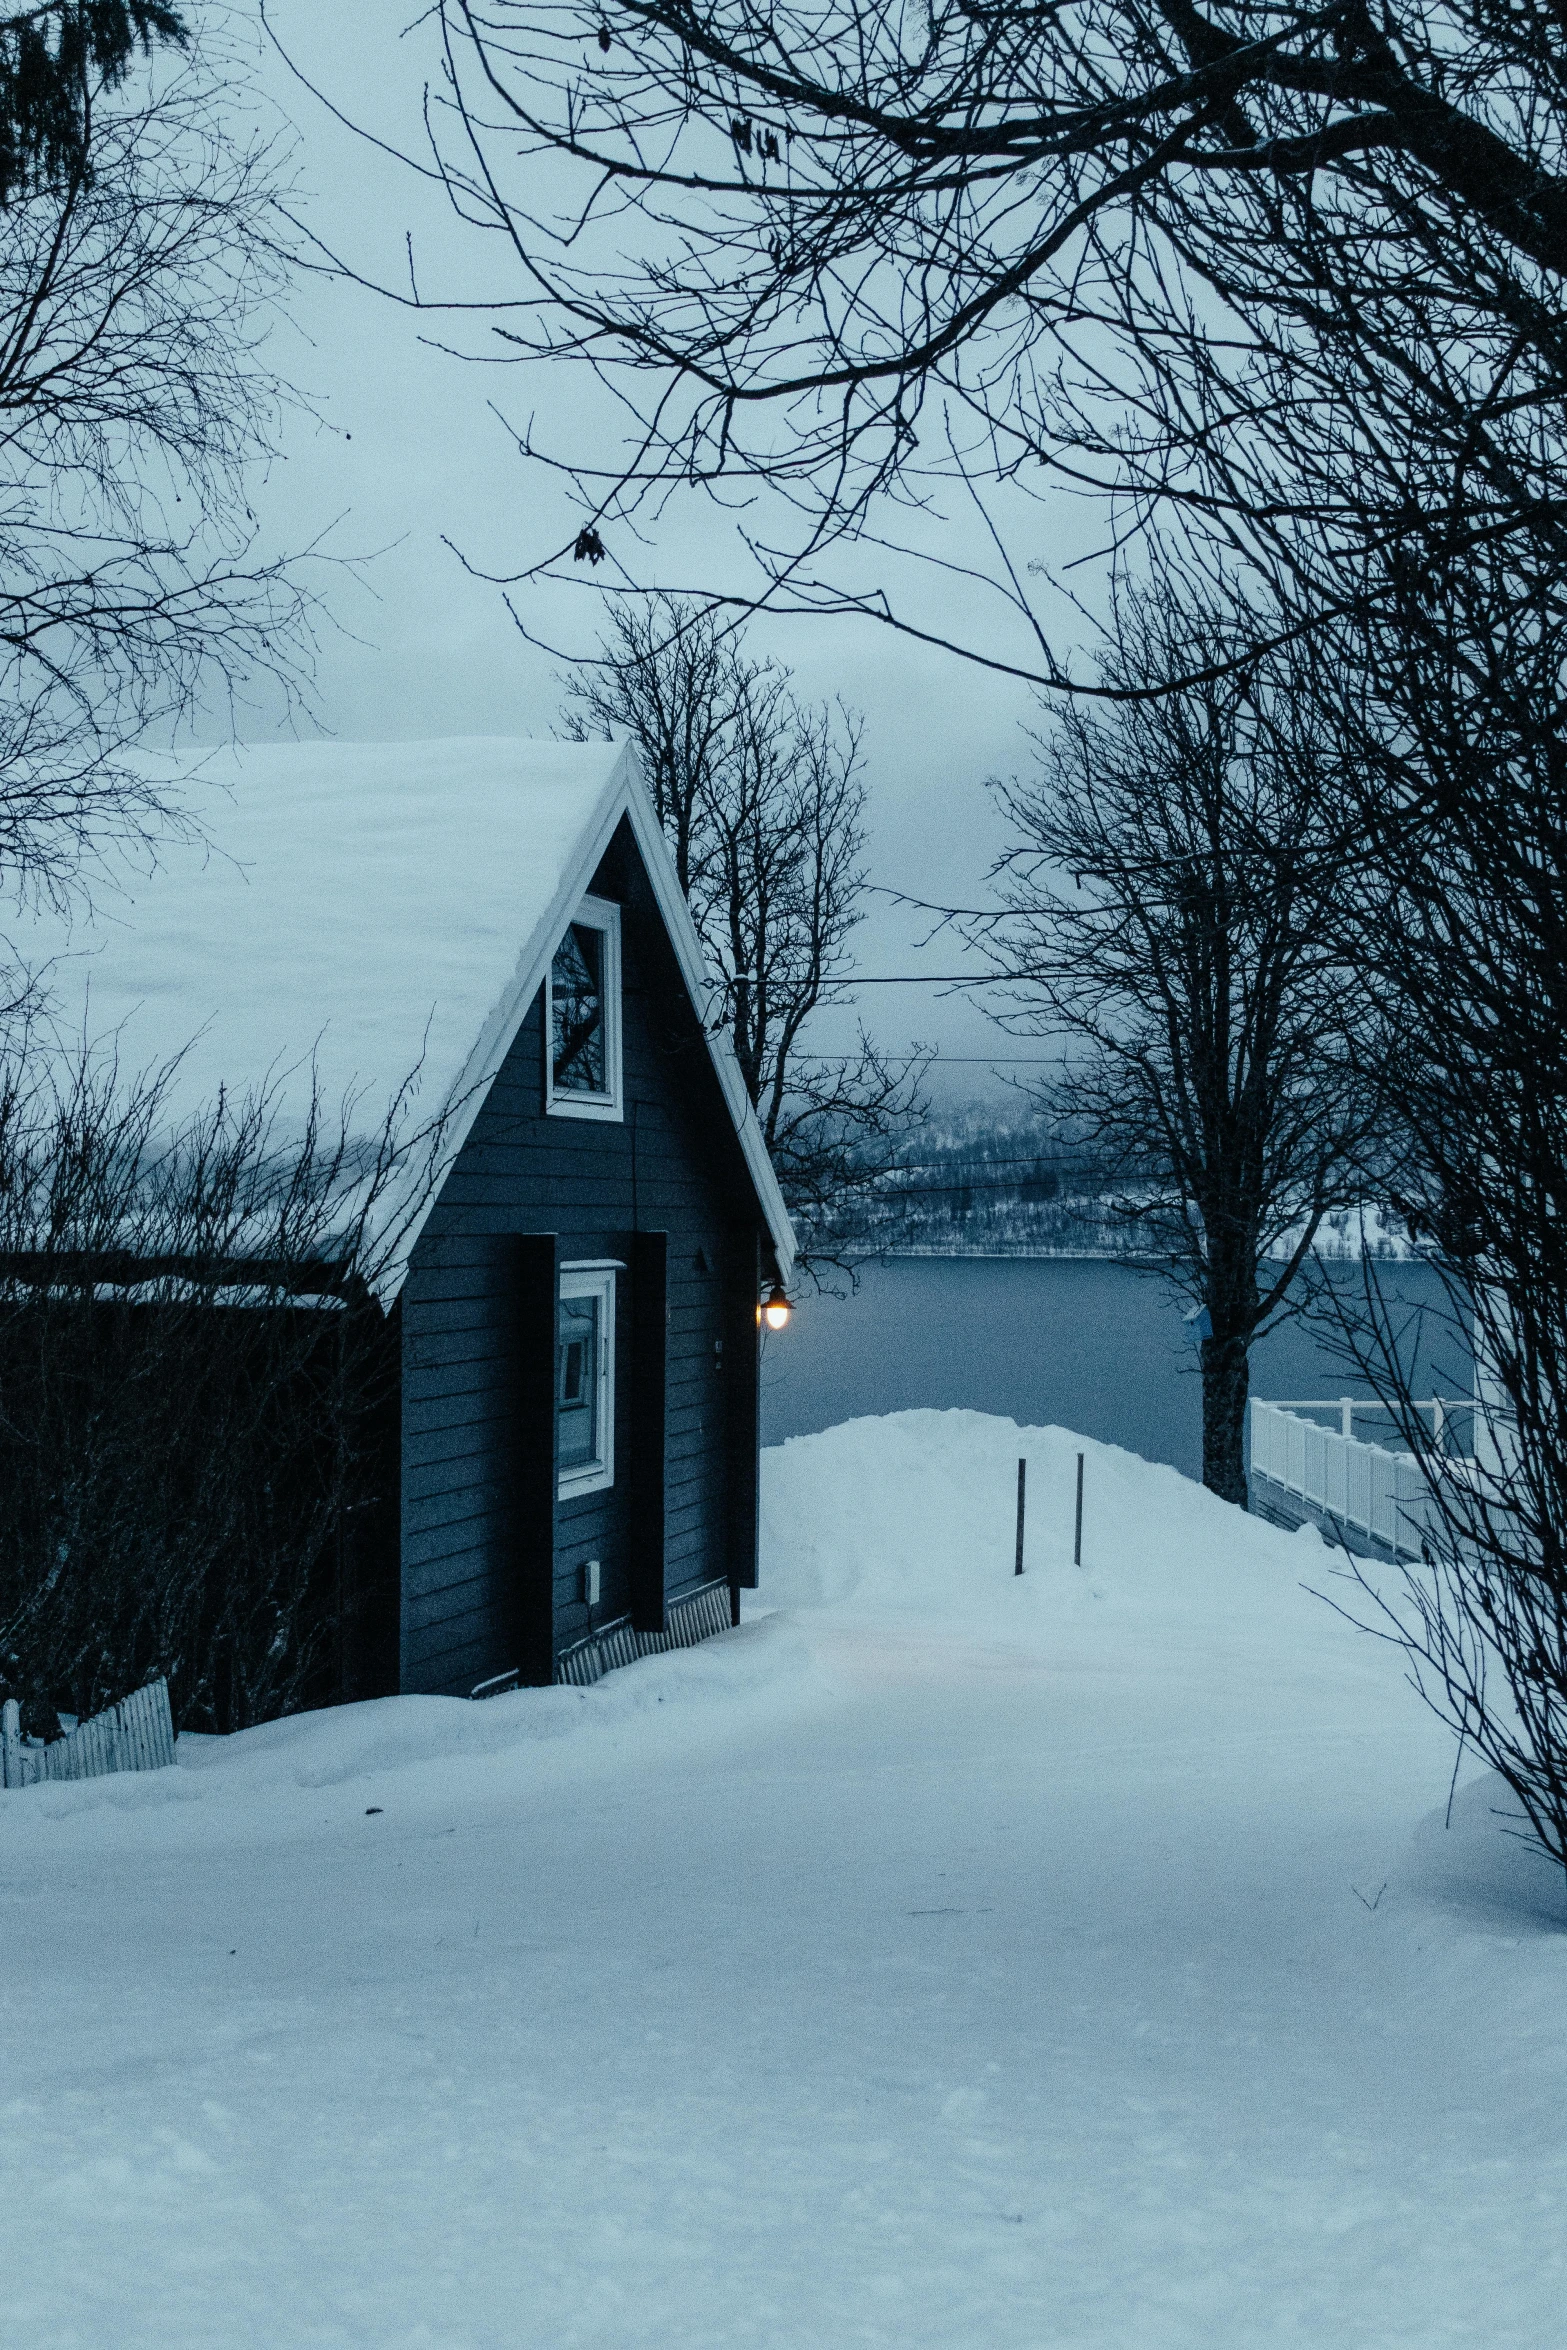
[825,1107,1152,1259]
[816,1107,1416,1263]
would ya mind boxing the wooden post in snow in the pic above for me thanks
[1014,1458,1026,1576]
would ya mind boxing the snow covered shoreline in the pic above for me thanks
[3,1411,1564,2347]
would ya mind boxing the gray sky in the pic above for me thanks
[229,2,1093,1104]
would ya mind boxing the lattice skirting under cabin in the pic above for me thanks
[554,1578,737,1690]
[1,1676,176,1790]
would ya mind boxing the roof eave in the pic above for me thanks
[618,772,797,1285]
[372,742,796,1298]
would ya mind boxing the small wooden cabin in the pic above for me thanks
[24,739,795,1698]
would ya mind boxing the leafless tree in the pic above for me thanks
[0,6,187,207]
[1319,1246,1567,1876]
[0,17,313,929]
[306,5,1552,673]
[1296,565,1567,1874]
[0,1044,449,1736]
[969,576,1383,1503]
[563,595,928,1252]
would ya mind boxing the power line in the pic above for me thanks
[873,1179,1089,1200]
[805,1054,1058,1065]
[721,971,990,988]
[877,1151,1100,1176]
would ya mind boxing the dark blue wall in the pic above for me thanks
[397,820,767,1697]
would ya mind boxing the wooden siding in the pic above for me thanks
[398,819,768,1696]
[629,1229,668,1635]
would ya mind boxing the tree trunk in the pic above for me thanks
[1200,1332,1250,1507]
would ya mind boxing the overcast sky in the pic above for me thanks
[226,2,1098,1105]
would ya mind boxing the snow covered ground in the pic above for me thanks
[4,1410,1565,2347]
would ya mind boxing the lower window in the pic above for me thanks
[558,1264,616,1497]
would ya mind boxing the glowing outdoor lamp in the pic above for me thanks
[761,1281,792,1332]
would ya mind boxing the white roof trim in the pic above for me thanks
[381,743,796,1293]
[623,775,797,1283]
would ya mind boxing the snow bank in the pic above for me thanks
[760,1405,1330,1637]
[6,1409,1567,2350]
[1404,1766,1567,1930]
[0,1611,816,1851]
[4,1408,1412,1847]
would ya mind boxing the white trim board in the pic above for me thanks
[557,1262,616,1498]
[544,894,624,1122]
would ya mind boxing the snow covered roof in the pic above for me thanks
[14,737,794,1290]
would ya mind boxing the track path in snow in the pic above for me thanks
[3,1411,1567,2347]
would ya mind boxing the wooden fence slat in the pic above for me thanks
[1,1676,173,1792]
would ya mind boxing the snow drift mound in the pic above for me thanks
[1,1613,816,1842]
[1403,1766,1567,1931]
[759,1407,1323,1631]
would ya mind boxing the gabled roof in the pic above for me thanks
[13,737,795,1291]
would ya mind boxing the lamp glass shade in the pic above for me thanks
[762,1282,791,1332]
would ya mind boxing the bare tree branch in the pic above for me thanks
[964,564,1386,1500]
[562,592,930,1258]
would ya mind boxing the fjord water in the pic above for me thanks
[760,1256,1468,1479]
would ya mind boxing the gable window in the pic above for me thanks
[558,1263,616,1496]
[546,896,622,1120]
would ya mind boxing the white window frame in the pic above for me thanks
[557,1262,617,1498]
[545,895,623,1122]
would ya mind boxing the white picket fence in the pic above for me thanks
[1249,1399,1461,1560]
[1,1676,175,1790]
